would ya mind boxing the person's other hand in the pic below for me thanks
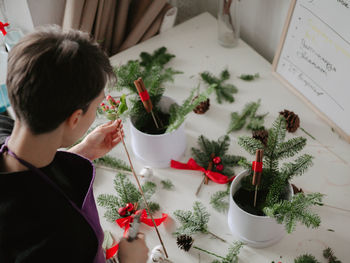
[69,120,124,160]
[118,233,149,263]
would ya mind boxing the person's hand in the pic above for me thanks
[118,234,149,263]
[69,120,124,161]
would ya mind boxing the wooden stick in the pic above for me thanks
[118,129,169,258]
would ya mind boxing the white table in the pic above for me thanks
[94,13,350,262]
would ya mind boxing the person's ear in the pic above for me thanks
[66,109,84,130]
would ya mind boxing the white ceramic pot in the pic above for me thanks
[130,96,186,168]
[228,170,293,248]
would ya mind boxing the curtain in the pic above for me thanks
[62,0,171,56]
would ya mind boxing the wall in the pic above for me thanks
[1,0,291,63]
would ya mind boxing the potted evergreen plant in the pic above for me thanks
[112,47,213,168]
[227,116,323,247]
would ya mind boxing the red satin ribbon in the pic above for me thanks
[0,21,9,36]
[170,158,234,184]
[116,209,168,237]
[106,243,119,260]
[139,90,150,102]
[252,161,263,172]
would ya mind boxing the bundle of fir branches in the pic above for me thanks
[236,115,323,233]
[113,47,212,134]
[97,173,160,222]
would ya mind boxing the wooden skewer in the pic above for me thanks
[118,129,169,258]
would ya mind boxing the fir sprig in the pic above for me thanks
[173,202,226,242]
[238,73,260,81]
[237,115,322,232]
[294,254,321,263]
[191,135,244,177]
[264,192,324,233]
[93,155,131,172]
[211,241,244,263]
[227,100,266,133]
[97,173,160,222]
[140,47,175,70]
[200,69,238,104]
[210,184,230,213]
[166,84,214,133]
[161,179,174,190]
[323,247,342,263]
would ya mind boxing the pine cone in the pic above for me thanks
[176,235,194,252]
[193,97,210,114]
[252,129,269,146]
[279,109,300,133]
[291,184,304,194]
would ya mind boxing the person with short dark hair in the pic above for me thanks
[0,26,149,263]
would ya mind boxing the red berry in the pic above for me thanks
[125,203,134,212]
[118,207,127,216]
[213,156,221,164]
[106,95,112,101]
[216,164,224,171]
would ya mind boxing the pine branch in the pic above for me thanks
[140,47,175,70]
[281,154,314,180]
[237,136,265,156]
[323,247,342,263]
[93,155,131,172]
[275,137,307,160]
[263,192,324,233]
[294,254,321,263]
[166,84,214,133]
[200,70,238,104]
[210,184,230,213]
[161,179,174,190]
[238,73,260,81]
[173,201,209,236]
[227,100,266,133]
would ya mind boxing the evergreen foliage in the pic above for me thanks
[161,179,174,190]
[211,241,244,263]
[200,69,238,104]
[166,84,214,133]
[227,99,267,133]
[238,73,260,81]
[263,192,323,233]
[210,183,230,213]
[173,201,210,236]
[93,155,131,172]
[191,135,244,177]
[113,47,182,132]
[323,247,342,263]
[237,115,323,232]
[97,173,159,222]
[294,254,321,263]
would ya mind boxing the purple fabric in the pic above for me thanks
[0,137,105,263]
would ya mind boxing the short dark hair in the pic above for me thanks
[6,25,114,134]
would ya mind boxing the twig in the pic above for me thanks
[195,153,215,196]
[207,230,227,243]
[119,129,169,258]
[193,246,225,260]
[195,176,206,196]
[300,127,316,140]
[94,164,133,175]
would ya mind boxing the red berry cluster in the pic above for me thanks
[118,203,135,217]
[212,156,224,171]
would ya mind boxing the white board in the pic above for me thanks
[273,0,350,142]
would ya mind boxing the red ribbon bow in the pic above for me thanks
[0,21,9,36]
[171,158,234,184]
[116,209,168,237]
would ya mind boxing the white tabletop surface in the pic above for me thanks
[94,13,350,262]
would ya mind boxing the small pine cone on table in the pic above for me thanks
[176,235,194,252]
[252,129,269,146]
[279,109,300,133]
[193,96,210,114]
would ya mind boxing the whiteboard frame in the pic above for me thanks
[272,0,350,143]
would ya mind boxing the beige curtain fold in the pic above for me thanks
[62,0,171,56]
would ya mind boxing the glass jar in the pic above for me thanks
[217,0,240,48]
